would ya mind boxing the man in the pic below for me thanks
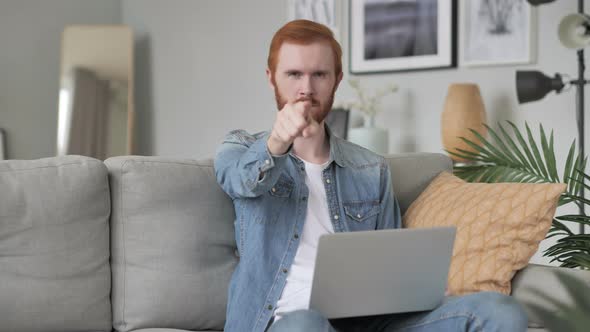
[214,20,528,332]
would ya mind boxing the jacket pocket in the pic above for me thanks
[269,173,294,198]
[248,173,295,225]
[343,200,380,226]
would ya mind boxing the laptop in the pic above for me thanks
[309,227,456,319]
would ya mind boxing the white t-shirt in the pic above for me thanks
[273,158,334,321]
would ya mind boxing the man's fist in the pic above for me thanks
[268,99,320,155]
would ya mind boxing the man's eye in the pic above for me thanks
[314,72,326,78]
[288,72,301,78]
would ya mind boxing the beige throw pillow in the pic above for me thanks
[403,172,566,295]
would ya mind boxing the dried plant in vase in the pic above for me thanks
[342,78,398,128]
[336,78,398,154]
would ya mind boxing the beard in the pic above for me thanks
[271,78,337,123]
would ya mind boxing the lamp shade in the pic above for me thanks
[558,13,590,49]
[441,83,487,162]
[516,71,564,103]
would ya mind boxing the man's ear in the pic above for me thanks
[266,68,275,91]
[334,71,343,90]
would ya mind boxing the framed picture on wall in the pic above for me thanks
[349,0,457,74]
[0,128,5,160]
[288,0,340,39]
[460,0,535,67]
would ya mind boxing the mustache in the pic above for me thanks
[295,97,321,106]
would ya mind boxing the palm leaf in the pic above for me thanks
[499,123,533,169]
[451,121,585,199]
[525,122,550,178]
[527,271,590,331]
[569,166,590,193]
[468,128,516,165]
[484,123,521,165]
[547,218,574,238]
[555,214,590,227]
[446,148,485,163]
[571,161,588,204]
[451,122,565,184]
[459,136,505,164]
[540,125,559,182]
[507,121,542,175]
[544,234,590,269]
[563,141,576,193]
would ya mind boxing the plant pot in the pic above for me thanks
[348,126,389,155]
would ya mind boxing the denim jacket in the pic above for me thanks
[214,127,402,332]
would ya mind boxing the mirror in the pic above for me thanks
[57,25,134,160]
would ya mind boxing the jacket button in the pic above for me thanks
[302,196,307,201]
[333,214,339,220]
[326,179,330,184]
[282,268,288,273]
[271,187,276,193]
[294,234,299,239]
[267,305,273,310]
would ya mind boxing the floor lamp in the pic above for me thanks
[515,0,589,234]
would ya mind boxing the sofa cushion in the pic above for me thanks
[0,156,111,332]
[106,157,237,332]
[385,152,453,214]
[403,172,565,296]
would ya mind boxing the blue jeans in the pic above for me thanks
[266,292,528,332]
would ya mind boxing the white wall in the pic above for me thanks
[0,1,585,173]
[0,0,121,159]
[122,0,588,265]
[122,0,285,157]
[123,0,587,162]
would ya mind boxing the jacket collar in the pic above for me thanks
[326,124,351,168]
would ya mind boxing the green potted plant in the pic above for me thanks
[447,121,590,269]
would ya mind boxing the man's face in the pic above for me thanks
[267,41,342,123]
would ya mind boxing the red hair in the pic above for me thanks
[267,19,342,77]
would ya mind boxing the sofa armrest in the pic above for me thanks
[511,264,590,328]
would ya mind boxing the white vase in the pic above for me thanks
[348,115,389,155]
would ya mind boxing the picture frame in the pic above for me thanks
[349,0,457,74]
[460,0,536,67]
[0,128,5,160]
[287,0,340,40]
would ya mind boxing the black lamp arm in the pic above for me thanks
[569,78,590,85]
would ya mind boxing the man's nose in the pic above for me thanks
[298,76,314,98]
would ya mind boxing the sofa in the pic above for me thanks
[1,153,588,332]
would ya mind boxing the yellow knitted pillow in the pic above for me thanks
[403,172,566,295]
